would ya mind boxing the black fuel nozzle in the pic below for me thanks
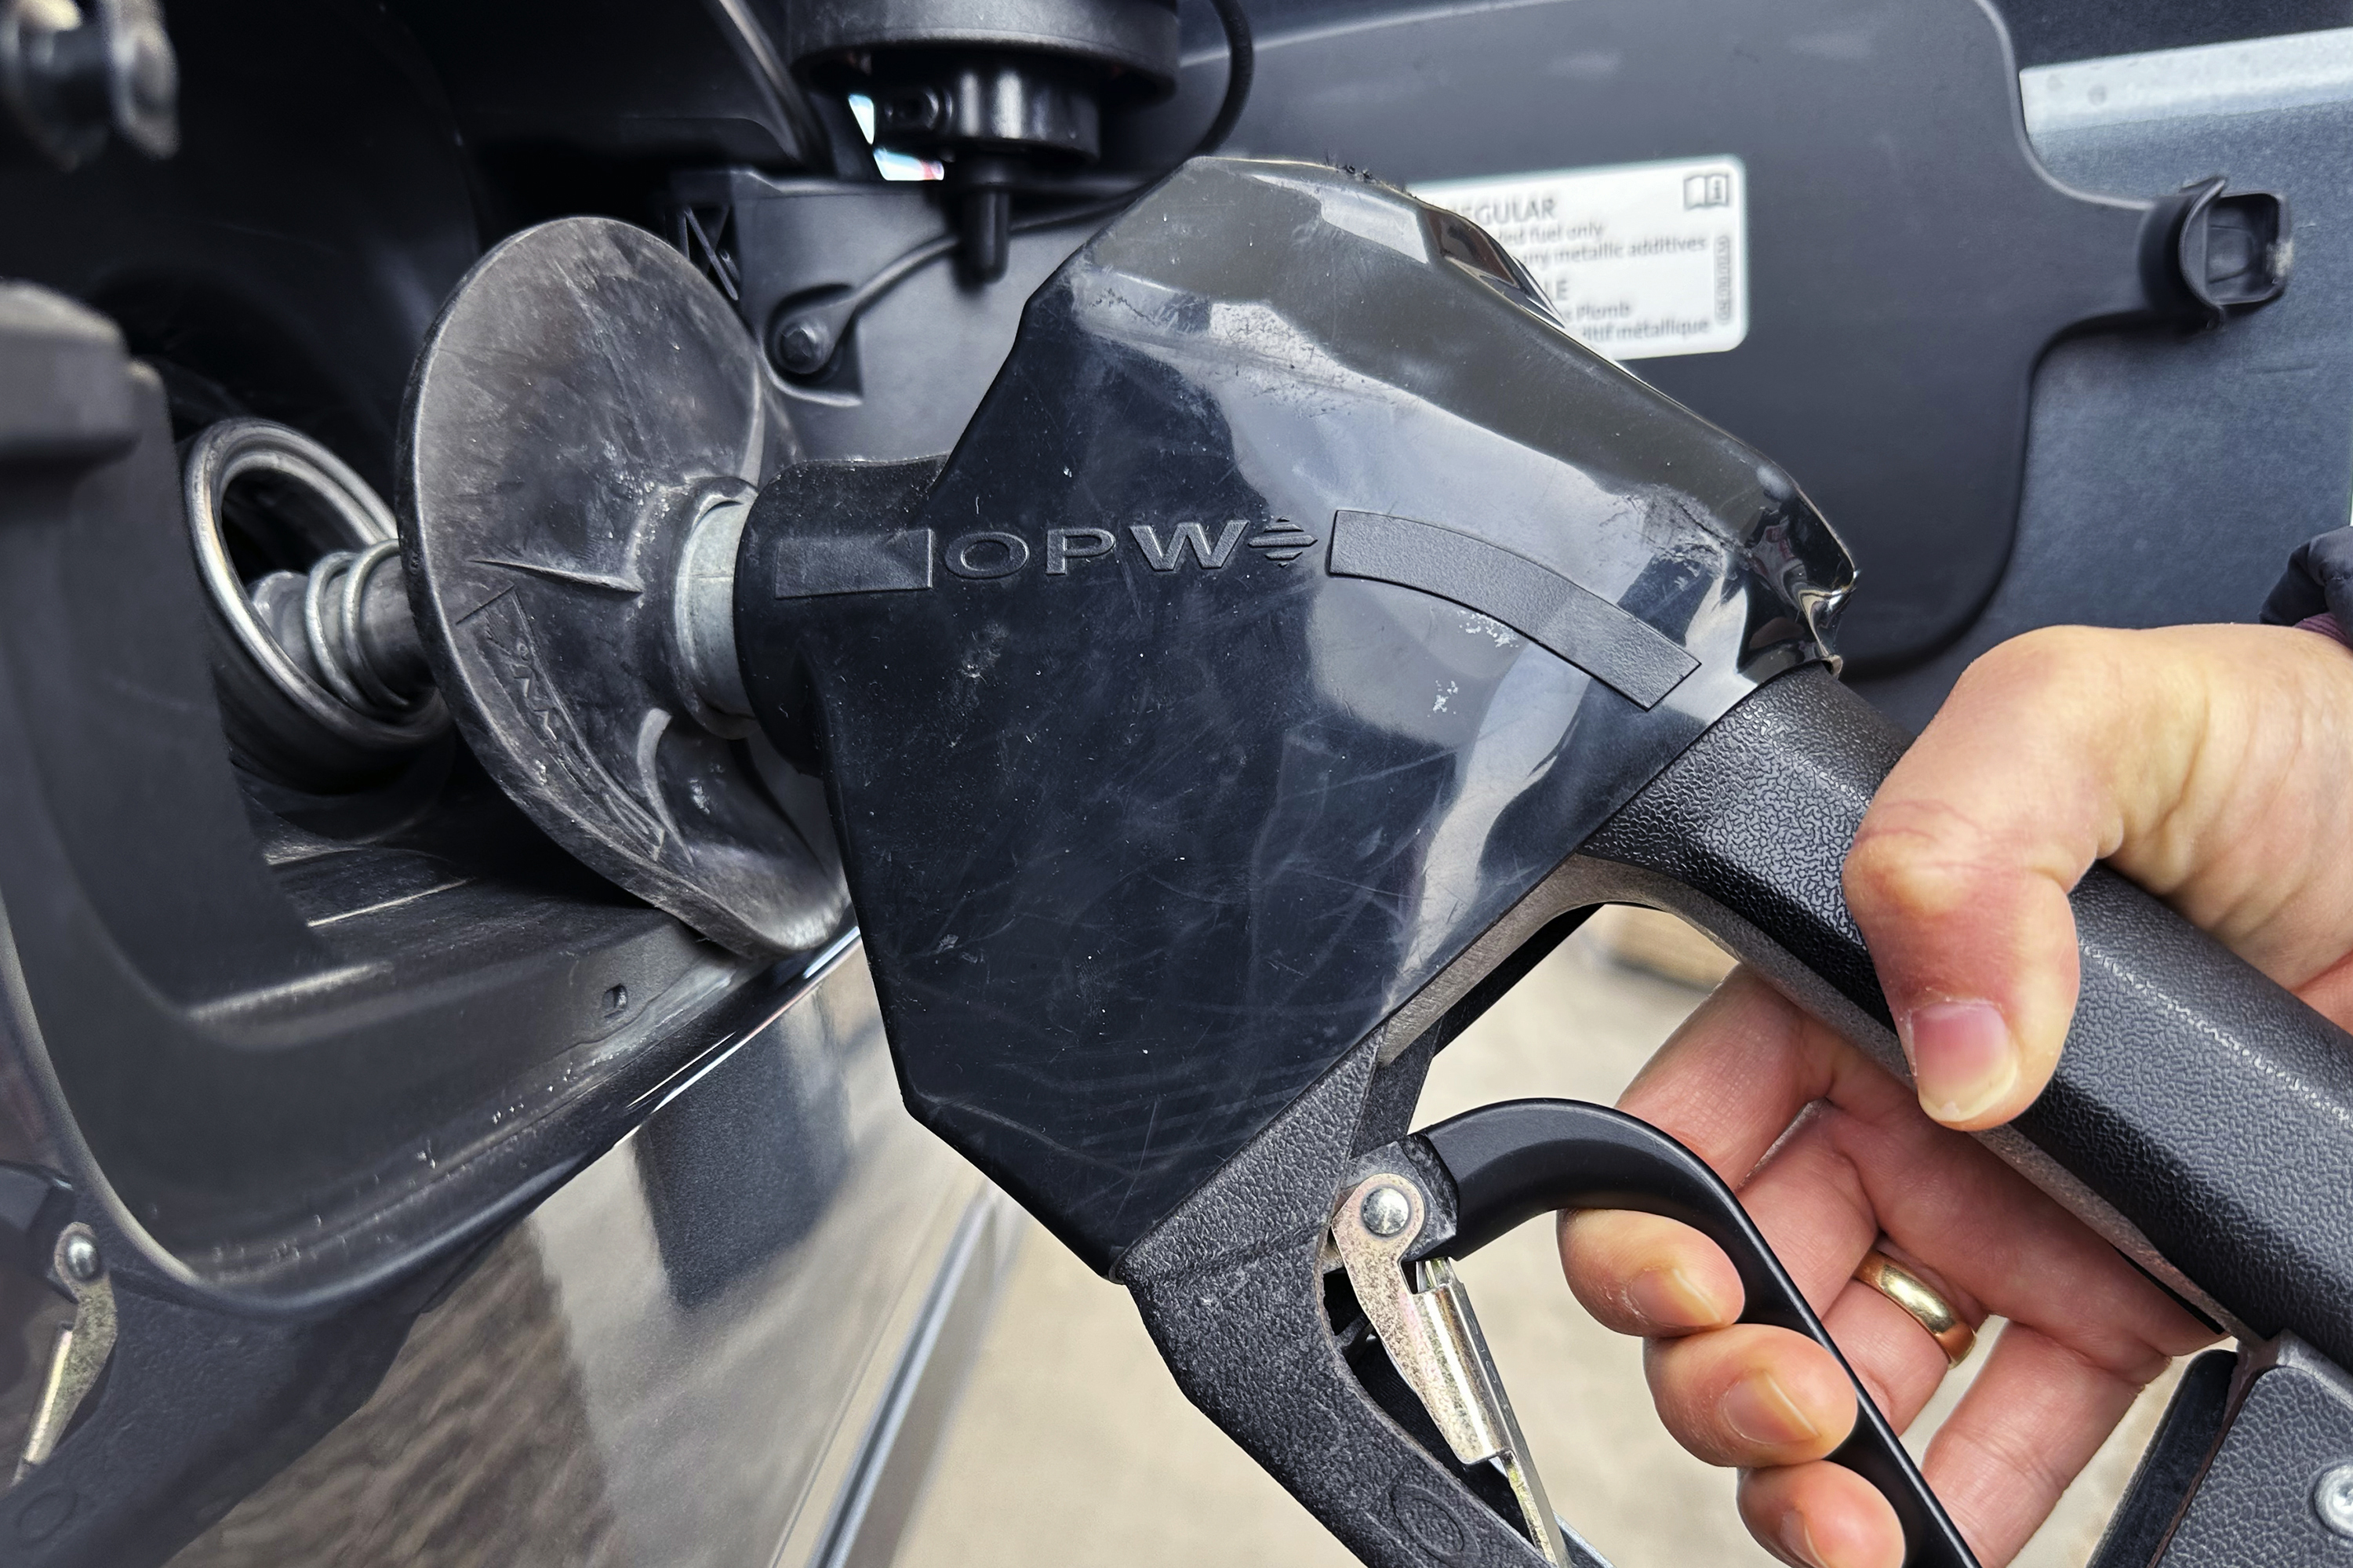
[729,158,1913,1566]
[718,155,2353,1568]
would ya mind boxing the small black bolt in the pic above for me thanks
[775,318,831,375]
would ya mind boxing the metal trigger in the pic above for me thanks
[1330,1171,1606,1567]
[16,1222,117,1482]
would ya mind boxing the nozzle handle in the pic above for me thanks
[1417,1097,1980,1568]
[1576,664,2353,1363]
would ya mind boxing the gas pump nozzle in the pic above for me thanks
[406,158,2353,1567]
[726,157,1966,1566]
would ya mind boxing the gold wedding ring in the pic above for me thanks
[1853,1250,1976,1366]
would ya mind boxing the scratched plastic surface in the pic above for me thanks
[736,158,1854,1270]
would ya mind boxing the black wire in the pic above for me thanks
[1027,0,1257,214]
[1026,0,1255,218]
[777,0,1257,373]
[1193,0,1256,158]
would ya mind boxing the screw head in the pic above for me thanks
[1359,1184,1412,1239]
[60,1232,100,1283]
[776,319,830,374]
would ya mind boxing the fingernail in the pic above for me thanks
[1722,1370,1820,1448]
[1778,1512,1828,1568]
[1903,999,2020,1124]
[1626,1264,1726,1330]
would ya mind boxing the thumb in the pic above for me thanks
[1842,627,2207,1130]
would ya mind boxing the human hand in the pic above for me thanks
[1559,624,2353,1567]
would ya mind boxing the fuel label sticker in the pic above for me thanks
[1412,155,1747,361]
